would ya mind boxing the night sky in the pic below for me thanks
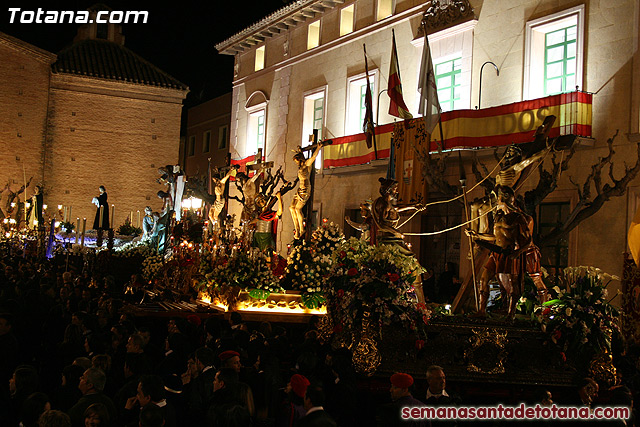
[0,0,290,106]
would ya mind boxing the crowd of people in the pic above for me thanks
[0,249,638,427]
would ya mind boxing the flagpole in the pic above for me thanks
[363,44,378,160]
[458,151,478,311]
[438,116,445,151]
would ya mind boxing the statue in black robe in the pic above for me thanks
[92,185,109,230]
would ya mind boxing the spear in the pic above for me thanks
[459,151,478,310]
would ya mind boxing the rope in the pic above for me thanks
[403,205,497,236]
[396,151,507,228]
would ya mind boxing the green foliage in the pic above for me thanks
[301,293,326,309]
[536,266,621,362]
[60,221,75,233]
[248,288,271,300]
[202,249,282,295]
[117,218,142,236]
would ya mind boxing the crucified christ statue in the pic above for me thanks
[209,165,239,229]
[289,141,330,239]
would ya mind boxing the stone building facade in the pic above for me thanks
[216,0,639,302]
[1,10,188,228]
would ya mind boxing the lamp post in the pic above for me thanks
[478,61,499,109]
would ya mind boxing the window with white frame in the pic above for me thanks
[247,109,265,154]
[302,89,326,169]
[203,130,211,153]
[218,125,228,150]
[412,20,476,111]
[255,46,265,71]
[308,20,320,50]
[435,57,462,112]
[340,5,354,36]
[346,71,377,136]
[377,0,393,21]
[524,5,584,100]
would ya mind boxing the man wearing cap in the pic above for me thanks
[277,374,310,427]
[379,373,429,426]
[219,350,241,373]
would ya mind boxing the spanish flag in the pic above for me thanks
[388,30,412,120]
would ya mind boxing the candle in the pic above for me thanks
[63,206,67,222]
[130,211,133,225]
[76,218,80,242]
[111,205,115,229]
[137,210,140,228]
[68,206,72,221]
[99,206,104,228]
[81,218,86,247]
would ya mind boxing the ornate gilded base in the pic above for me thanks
[378,317,575,386]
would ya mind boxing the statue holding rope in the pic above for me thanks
[465,185,548,320]
[371,178,425,254]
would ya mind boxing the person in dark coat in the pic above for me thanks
[424,366,460,405]
[183,347,217,425]
[295,384,336,427]
[92,186,109,230]
[423,366,460,427]
[123,375,177,427]
[276,374,309,427]
[379,373,430,427]
[68,368,117,427]
[52,364,84,412]
[206,368,247,427]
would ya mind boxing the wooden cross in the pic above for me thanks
[300,129,322,241]
[246,148,274,172]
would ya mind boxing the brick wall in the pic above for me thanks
[45,75,186,228]
[0,38,54,212]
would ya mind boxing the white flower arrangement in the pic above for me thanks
[283,222,346,302]
[537,265,620,363]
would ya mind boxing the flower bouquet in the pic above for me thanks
[282,221,345,308]
[326,238,429,335]
[202,248,282,306]
[536,266,620,368]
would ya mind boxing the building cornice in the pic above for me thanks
[231,2,428,87]
[50,73,188,104]
[215,0,345,55]
[0,31,57,64]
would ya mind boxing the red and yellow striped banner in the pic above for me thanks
[323,91,592,169]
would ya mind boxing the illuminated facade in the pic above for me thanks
[215,0,639,301]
